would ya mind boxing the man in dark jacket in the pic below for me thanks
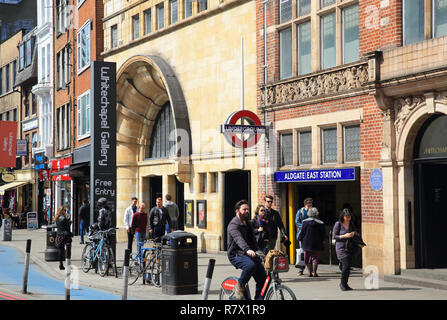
[79,200,90,244]
[264,195,288,251]
[227,200,266,300]
[148,197,173,240]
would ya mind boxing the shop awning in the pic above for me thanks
[0,180,33,196]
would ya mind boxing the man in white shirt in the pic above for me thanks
[124,197,138,252]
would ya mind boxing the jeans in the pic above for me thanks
[340,256,352,288]
[127,230,134,252]
[228,254,267,300]
[135,232,145,263]
[79,220,89,243]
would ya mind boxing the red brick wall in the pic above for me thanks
[359,0,403,54]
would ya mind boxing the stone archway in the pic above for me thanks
[114,55,192,238]
[392,91,447,270]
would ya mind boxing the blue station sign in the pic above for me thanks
[275,168,356,183]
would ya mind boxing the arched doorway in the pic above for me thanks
[414,115,447,268]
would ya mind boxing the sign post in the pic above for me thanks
[90,61,117,257]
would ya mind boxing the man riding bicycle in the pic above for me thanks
[227,200,267,300]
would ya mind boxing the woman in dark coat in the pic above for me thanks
[298,207,326,277]
[249,205,270,253]
[55,206,72,270]
[332,208,358,291]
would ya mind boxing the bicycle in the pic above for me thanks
[144,239,163,287]
[127,239,159,286]
[219,252,296,300]
[81,227,118,277]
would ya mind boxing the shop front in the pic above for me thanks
[50,156,73,224]
[275,167,362,266]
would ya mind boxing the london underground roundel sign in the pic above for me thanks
[222,110,265,149]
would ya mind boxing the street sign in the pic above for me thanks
[275,168,356,183]
[222,110,265,148]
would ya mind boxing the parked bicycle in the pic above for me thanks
[219,252,296,300]
[126,237,163,286]
[81,227,118,277]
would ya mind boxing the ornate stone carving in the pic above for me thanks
[393,95,425,135]
[261,63,369,107]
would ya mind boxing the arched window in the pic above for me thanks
[148,103,175,159]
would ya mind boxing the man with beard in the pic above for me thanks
[227,200,266,300]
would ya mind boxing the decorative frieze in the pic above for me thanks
[260,63,370,108]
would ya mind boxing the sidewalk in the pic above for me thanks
[2,227,447,300]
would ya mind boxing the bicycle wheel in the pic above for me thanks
[127,254,142,285]
[81,243,94,273]
[108,247,116,277]
[142,250,154,285]
[219,277,238,300]
[150,254,162,287]
[98,246,110,277]
[265,284,296,300]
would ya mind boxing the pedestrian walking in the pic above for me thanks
[79,200,90,244]
[249,204,270,254]
[264,195,288,251]
[333,208,359,291]
[131,202,148,262]
[164,194,179,231]
[55,206,72,270]
[124,197,138,252]
[227,200,266,300]
[298,207,325,277]
[148,197,173,240]
[295,197,312,275]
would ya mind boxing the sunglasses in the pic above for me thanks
[259,209,265,212]
[266,200,273,203]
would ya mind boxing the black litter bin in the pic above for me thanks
[161,231,198,295]
[44,224,63,261]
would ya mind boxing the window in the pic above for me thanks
[0,68,2,95]
[184,0,192,18]
[170,0,178,23]
[57,46,71,89]
[46,44,50,82]
[149,103,175,159]
[13,108,17,121]
[32,93,37,115]
[25,89,30,117]
[144,10,152,34]
[298,21,311,75]
[299,131,312,165]
[111,24,118,48]
[32,132,38,148]
[321,0,335,8]
[57,0,70,34]
[280,133,293,166]
[12,60,16,86]
[77,90,90,138]
[19,44,25,70]
[280,0,292,24]
[434,0,447,38]
[342,5,359,64]
[298,0,310,16]
[199,173,207,193]
[198,0,207,12]
[321,13,336,69]
[403,0,447,45]
[280,28,292,79]
[322,127,337,163]
[25,39,33,67]
[403,0,425,45]
[132,14,140,39]
[57,103,71,150]
[77,21,91,72]
[25,134,30,164]
[5,64,10,92]
[344,125,360,162]
[157,3,164,30]
[210,172,218,193]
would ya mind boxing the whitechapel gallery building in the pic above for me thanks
[102,0,260,251]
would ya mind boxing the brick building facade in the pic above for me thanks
[256,0,447,275]
[51,0,103,232]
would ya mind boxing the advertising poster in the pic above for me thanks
[0,121,17,167]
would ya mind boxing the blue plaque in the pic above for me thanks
[275,168,356,183]
[370,168,383,191]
